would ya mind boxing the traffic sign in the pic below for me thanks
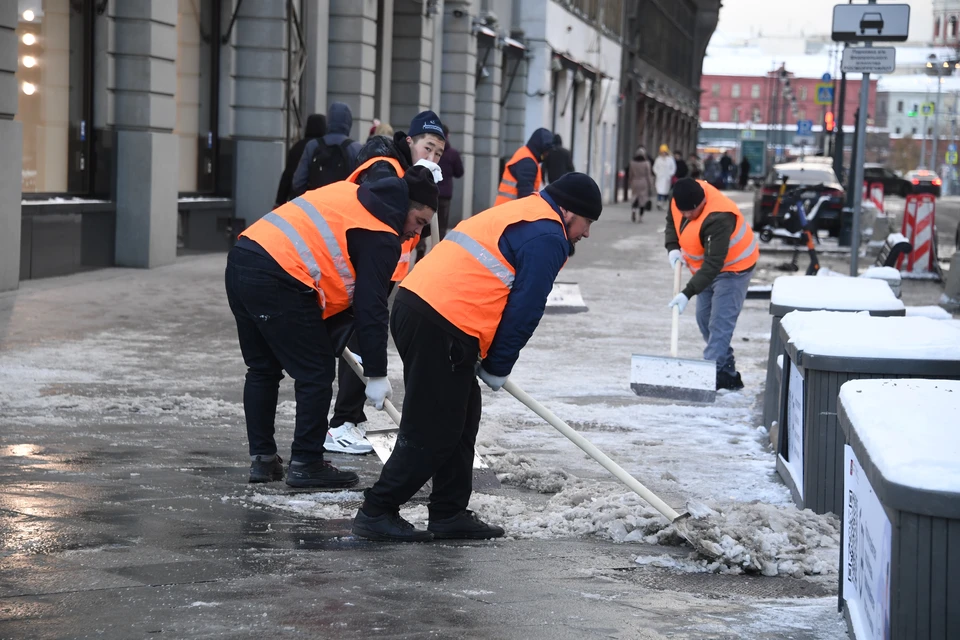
[921,102,935,116]
[797,120,814,135]
[841,47,897,74]
[740,129,755,140]
[815,83,835,105]
[822,73,832,82]
[832,4,911,42]
[949,143,957,153]
[947,150,958,165]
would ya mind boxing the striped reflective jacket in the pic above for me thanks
[494,145,541,206]
[670,180,759,275]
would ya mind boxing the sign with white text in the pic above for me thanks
[842,47,897,74]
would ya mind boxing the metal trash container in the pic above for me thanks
[838,206,854,247]
[838,379,960,640]
[776,311,960,515]
[763,277,905,450]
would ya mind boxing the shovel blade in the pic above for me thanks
[365,428,500,489]
[631,354,717,403]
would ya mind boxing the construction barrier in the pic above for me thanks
[897,193,938,276]
[862,181,884,214]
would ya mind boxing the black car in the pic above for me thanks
[904,170,942,197]
[863,164,911,197]
[753,162,846,236]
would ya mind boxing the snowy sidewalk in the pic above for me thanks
[0,199,868,639]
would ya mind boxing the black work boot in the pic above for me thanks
[285,460,359,488]
[428,510,505,540]
[352,508,434,542]
[249,455,284,483]
[716,371,744,391]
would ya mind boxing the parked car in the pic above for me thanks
[904,170,942,197]
[863,163,912,197]
[753,162,846,236]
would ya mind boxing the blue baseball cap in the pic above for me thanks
[408,110,445,140]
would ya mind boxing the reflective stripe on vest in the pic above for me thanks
[392,235,419,282]
[400,194,566,358]
[240,181,398,318]
[671,180,759,275]
[494,146,542,206]
[347,156,404,184]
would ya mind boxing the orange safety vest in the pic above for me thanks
[347,156,418,282]
[670,180,759,275]
[401,194,566,358]
[240,181,398,318]
[494,145,542,206]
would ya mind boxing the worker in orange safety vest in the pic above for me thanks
[351,172,603,543]
[665,178,759,391]
[224,167,438,489]
[494,128,555,206]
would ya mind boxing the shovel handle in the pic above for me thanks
[670,261,682,359]
[429,212,441,252]
[502,379,682,523]
[342,347,402,426]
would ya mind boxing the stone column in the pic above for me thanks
[303,0,329,118]
[230,0,286,226]
[390,0,438,128]
[374,0,393,121]
[112,0,178,269]
[0,4,22,291]
[440,1,476,222]
[500,42,527,168]
[327,0,377,138]
[471,37,500,215]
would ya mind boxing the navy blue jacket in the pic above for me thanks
[482,191,571,376]
[508,128,555,199]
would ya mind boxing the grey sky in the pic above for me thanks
[716,0,933,43]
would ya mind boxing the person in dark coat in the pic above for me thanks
[275,114,326,206]
[436,124,464,238]
[719,152,734,189]
[739,156,751,190]
[673,151,689,180]
[291,102,364,198]
[496,128,555,205]
[544,134,575,184]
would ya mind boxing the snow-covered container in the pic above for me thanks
[838,379,960,640]
[762,277,906,448]
[776,311,960,515]
[860,265,902,298]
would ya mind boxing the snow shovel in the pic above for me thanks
[502,379,716,558]
[630,261,716,403]
[341,348,500,490]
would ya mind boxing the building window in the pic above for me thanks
[951,16,958,38]
[799,86,807,101]
[912,127,917,135]
[732,106,741,122]
[752,106,762,123]
[709,106,719,121]
[175,0,219,194]
[16,0,91,195]
[751,84,760,99]
[731,83,741,98]
[897,100,904,113]
[928,126,933,135]
[936,18,941,38]
[711,83,720,97]
[895,127,901,134]
[798,109,806,120]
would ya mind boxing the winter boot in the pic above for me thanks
[716,371,744,391]
[285,459,359,488]
[249,454,284,483]
[352,508,434,542]
[428,510,505,540]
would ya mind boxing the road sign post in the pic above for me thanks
[841,47,897,73]
[815,83,835,105]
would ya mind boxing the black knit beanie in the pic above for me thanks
[543,172,603,221]
[672,178,705,211]
[403,165,439,211]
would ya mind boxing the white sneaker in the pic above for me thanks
[324,422,373,455]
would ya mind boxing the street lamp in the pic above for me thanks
[928,54,949,171]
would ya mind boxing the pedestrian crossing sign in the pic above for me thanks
[947,150,958,165]
[815,83,834,105]
[921,102,935,116]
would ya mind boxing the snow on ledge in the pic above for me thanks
[771,275,904,311]
[781,311,960,360]
[840,379,960,494]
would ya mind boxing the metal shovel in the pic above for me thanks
[630,261,716,403]
[340,347,500,490]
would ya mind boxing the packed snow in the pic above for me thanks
[839,379,960,493]
[905,305,954,320]
[781,311,960,360]
[770,275,904,311]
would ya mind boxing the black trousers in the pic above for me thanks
[329,332,368,429]
[363,296,481,519]
[224,246,336,462]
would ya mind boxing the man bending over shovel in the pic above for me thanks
[352,172,603,542]
[665,178,759,391]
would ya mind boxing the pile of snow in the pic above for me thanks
[905,305,953,320]
[781,311,960,360]
[840,379,960,493]
[771,275,904,311]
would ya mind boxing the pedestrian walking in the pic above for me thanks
[664,179,759,391]
[325,111,448,456]
[275,113,326,206]
[494,128,555,206]
[544,134,575,184]
[673,151,689,180]
[739,156,751,190]
[652,144,676,209]
[719,151,734,190]
[290,102,364,198]
[436,124,464,239]
[688,153,703,179]
[629,146,654,222]
[352,172,603,542]
[225,168,439,487]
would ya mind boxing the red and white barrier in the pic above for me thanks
[862,181,884,214]
[897,193,938,277]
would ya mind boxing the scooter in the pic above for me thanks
[759,182,837,276]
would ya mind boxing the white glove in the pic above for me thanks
[364,376,393,410]
[668,250,686,269]
[668,293,689,315]
[414,159,443,184]
[476,366,507,392]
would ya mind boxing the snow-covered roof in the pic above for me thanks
[878,73,960,94]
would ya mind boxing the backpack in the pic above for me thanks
[306,138,355,191]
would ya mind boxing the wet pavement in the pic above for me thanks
[0,197,889,639]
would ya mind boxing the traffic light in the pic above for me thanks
[824,111,835,132]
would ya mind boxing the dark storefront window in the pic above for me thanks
[16,0,91,196]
